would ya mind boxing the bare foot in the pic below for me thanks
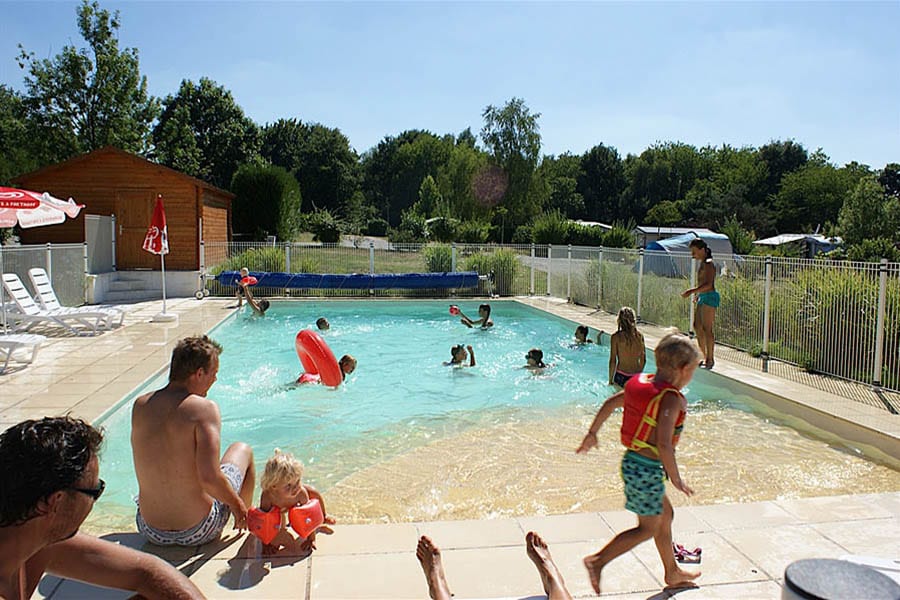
[583,553,606,595]
[416,536,452,600]
[664,566,701,589]
[526,532,572,600]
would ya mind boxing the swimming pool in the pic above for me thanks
[86,300,900,531]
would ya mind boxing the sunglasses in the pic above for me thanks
[70,478,106,501]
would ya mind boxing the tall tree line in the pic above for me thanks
[1,0,897,259]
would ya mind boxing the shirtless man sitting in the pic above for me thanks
[0,416,203,599]
[132,335,255,546]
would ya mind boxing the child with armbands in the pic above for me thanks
[249,449,335,555]
[235,267,249,307]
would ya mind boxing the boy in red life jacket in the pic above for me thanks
[576,333,702,594]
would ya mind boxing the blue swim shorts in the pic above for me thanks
[697,290,720,308]
[136,462,244,546]
[621,450,665,516]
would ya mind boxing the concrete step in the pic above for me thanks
[104,290,163,303]
[108,279,156,293]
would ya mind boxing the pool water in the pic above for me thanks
[87,300,900,531]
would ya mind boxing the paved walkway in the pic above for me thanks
[1,296,896,599]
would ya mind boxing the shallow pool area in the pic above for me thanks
[86,300,900,532]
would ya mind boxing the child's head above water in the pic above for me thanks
[575,325,590,342]
[478,303,491,318]
[450,344,468,363]
[316,317,330,331]
[525,348,546,368]
[261,448,303,492]
[257,299,270,314]
[339,354,356,377]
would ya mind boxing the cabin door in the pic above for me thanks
[115,189,158,269]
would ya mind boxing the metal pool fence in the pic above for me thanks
[3,239,897,403]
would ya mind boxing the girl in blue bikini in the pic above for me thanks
[681,238,718,368]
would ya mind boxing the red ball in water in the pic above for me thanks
[449,305,460,316]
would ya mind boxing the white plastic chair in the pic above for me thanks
[2,273,110,335]
[0,333,46,373]
[27,268,125,328]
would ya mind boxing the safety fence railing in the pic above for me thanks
[197,240,899,400]
[0,243,87,307]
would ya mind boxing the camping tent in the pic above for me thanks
[640,232,736,278]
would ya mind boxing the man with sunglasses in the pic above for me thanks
[0,416,203,599]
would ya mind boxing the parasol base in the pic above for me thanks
[152,312,179,324]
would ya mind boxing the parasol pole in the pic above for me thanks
[1,244,6,332]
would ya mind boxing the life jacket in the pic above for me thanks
[620,373,686,456]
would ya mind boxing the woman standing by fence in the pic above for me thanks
[681,239,719,369]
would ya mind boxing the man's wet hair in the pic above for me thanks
[169,335,222,381]
[0,416,103,526]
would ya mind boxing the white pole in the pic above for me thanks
[566,244,572,302]
[762,256,772,372]
[0,245,6,331]
[689,257,697,337]
[636,248,645,322]
[529,243,535,296]
[872,258,888,389]
[161,252,167,314]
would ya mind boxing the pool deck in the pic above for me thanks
[1,296,897,600]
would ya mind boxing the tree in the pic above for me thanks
[231,164,302,241]
[645,200,682,226]
[773,163,855,233]
[578,144,626,223]
[838,176,899,247]
[293,123,359,214]
[151,77,259,189]
[539,153,584,218]
[878,163,900,198]
[480,97,543,228]
[757,139,808,199]
[16,0,158,156]
[260,118,306,172]
[0,86,39,184]
[414,175,443,217]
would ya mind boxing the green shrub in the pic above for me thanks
[211,246,286,275]
[511,224,534,244]
[464,249,521,296]
[602,222,636,248]
[307,209,342,243]
[423,243,453,272]
[457,220,491,243]
[366,218,389,237]
[568,223,606,246]
[231,164,302,241]
[427,217,459,243]
[389,211,428,243]
[532,210,571,244]
[846,238,900,262]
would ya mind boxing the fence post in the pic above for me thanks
[111,214,117,271]
[762,256,772,372]
[284,242,292,273]
[546,244,552,296]
[82,242,89,304]
[45,243,52,279]
[451,243,457,272]
[689,257,697,337]
[529,243,535,296]
[597,248,603,308]
[369,242,375,296]
[636,248,645,322]
[567,244,572,302]
[872,258,889,389]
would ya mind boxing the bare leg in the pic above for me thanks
[526,532,572,600]
[584,516,656,594]
[697,306,716,368]
[222,442,255,508]
[416,536,452,600]
[693,311,708,365]
[652,496,700,588]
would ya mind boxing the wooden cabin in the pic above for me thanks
[13,146,233,270]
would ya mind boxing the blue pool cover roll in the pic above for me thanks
[216,271,481,290]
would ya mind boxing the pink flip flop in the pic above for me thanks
[673,543,702,563]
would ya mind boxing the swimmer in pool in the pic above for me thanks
[444,344,475,367]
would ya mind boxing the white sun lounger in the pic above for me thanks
[27,267,125,327]
[2,273,111,335]
[0,333,45,373]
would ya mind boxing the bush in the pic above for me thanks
[464,249,521,296]
[307,209,342,243]
[428,217,459,243]
[511,224,534,244]
[846,238,900,262]
[365,218,390,237]
[423,243,453,272]
[231,164,302,241]
[389,211,428,243]
[568,223,606,246]
[602,222,636,248]
[532,210,571,244]
[211,246,286,275]
[456,220,491,243]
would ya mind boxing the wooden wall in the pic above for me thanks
[15,148,232,271]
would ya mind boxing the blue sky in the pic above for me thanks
[2,1,897,168]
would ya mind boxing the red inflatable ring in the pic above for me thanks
[295,329,342,387]
[241,275,258,285]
